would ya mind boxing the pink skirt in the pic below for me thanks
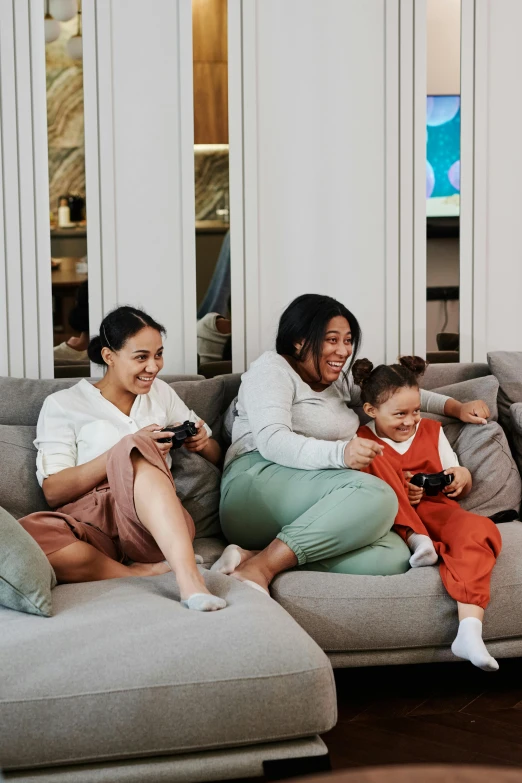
[19,433,195,564]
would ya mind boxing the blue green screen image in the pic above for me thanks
[426,95,460,214]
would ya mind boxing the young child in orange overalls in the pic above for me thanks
[352,356,502,671]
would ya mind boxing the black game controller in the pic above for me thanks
[157,420,199,448]
[410,471,454,496]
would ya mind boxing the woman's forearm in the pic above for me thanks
[201,438,221,466]
[43,452,109,508]
[443,398,462,419]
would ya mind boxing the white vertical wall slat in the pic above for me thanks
[241,0,260,368]
[413,0,427,357]
[0,0,25,377]
[83,0,114,377]
[472,0,488,362]
[0,0,52,378]
[459,0,474,363]
[399,0,414,356]
[0,4,10,375]
[228,0,247,373]
[177,0,198,374]
[29,0,54,379]
[14,0,40,378]
[385,0,400,364]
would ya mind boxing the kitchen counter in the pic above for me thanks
[51,226,87,238]
[50,222,228,237]
[196,221,229,233]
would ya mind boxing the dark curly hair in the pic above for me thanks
[351,356,428,406]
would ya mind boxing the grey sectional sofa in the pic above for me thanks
[1,362,522,782]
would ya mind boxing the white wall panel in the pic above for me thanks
[83,0,197,375]
[239,0,390,365]
[477,0,522,354]
[0,0,53,378]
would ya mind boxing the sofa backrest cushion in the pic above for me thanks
[425,374,499,424]
[0,375,237,535]
[418,374,521,516]
[487,351,522,428]
[0,426,48,519]
[420,362,491,391]
[0,375,202,426]
[453,422,522,517]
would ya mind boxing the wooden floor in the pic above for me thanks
[324,658,522,770]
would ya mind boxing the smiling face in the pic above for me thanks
[102,326,164,395]
[364,385,421,442]
[295,316,353,388]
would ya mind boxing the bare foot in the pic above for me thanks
[128,561,171,577]
[230,559,270,594]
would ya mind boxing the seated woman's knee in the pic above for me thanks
[374,532,411,575]
[356,476,399,538]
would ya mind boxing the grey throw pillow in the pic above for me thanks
[170,377,224,431]
[169,378,225,537]
[0,426,49,519]
[421,375,520,516]
[452,422,522,517]
[425,374,499,425]
[170,449,221,538]
[487,351,522,427]
[509,403,522,476]
[0,505,56,617]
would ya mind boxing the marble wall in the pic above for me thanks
[194,145,229,221]
[46,17,85,219]
[46,24,228,224]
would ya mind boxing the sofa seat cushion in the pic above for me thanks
[0,570,336,771]
[271,522,522,654]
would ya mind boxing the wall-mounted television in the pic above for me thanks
[426,95,460,218]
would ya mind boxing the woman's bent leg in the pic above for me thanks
[49,541,170,583]
[221,458,398,563]
[131,452,226,610]
[220,455,400,586]
[298,530,410,576]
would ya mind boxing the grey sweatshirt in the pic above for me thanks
[224,351,449,471]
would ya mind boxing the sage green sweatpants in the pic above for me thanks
[220,452,410,576]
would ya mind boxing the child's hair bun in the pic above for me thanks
[399,355,428,378]
[352,358,374,387]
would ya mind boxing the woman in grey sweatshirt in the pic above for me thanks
[212,294,490,595]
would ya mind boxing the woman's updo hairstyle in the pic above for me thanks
[275,294,362,379]
[88,306,166,366]
[352,355,428,406]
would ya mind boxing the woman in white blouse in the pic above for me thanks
[19,306,226,612]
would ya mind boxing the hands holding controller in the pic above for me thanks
[137,420,210,458]
[404,466,472,505]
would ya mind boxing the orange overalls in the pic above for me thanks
[358,418,502,609]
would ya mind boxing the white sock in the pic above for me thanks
[181,593,227,611]
[194,554,204,565]
[407,533,438,567]
[240,579,271,597]
[451,617,499,671]
[210,544,243,574]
